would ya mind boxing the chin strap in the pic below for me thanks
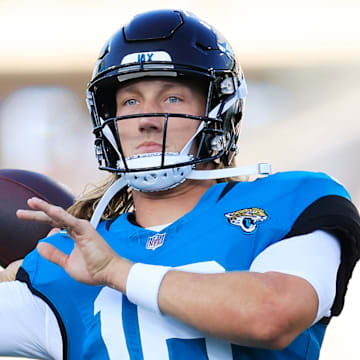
[90,176,127,228]
[89,162,271,229]
[187,163,271,180]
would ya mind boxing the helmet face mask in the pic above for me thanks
[87,9,247,190]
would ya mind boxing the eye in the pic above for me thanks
[125,99,138,106]
[166,96,181,104]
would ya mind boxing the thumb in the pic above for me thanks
[37,242,68,269]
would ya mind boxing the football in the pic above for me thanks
[0,169,74,267]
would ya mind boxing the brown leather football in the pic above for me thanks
[0,169,74,267]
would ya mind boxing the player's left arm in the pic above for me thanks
[151,186,359,348]
[135,229,340,349]
[157,261,319,349]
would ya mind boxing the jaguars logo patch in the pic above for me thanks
[224,208,268,233]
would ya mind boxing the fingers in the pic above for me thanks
[17,197,89,236]
[16,208,53,224]
[37,242,68,269]
[28,197,78,229]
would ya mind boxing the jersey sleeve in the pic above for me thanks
[18,231,104,360]
[17,231,77,359]
[250,230,341,323]
[281,174,360,319]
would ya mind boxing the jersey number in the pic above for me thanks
[94,261,233,359]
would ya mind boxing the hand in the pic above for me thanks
[16,197,132,291]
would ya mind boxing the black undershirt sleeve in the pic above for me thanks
[283,195,360,319]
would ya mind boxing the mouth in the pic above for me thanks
[136,141,163,153]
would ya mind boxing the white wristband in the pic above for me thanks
[126,263,171,314]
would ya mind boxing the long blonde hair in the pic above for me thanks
[68,174,131,220]
[68,158,242,221]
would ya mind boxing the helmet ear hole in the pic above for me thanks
[95,82,118,119]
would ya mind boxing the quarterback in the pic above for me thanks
[1,9,360,360]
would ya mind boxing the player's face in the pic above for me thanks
[115,78,207,158]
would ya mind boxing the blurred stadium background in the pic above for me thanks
[0,0,359,359]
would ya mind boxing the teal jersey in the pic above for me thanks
[19,171,360,359]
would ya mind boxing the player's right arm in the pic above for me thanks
[0,280,62,359]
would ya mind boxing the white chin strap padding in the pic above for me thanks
[121,153,194,192]
[124,166,192,192]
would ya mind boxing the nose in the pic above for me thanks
[138,116,163,133]
[138,101,163,133]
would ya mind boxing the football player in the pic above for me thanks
[1,9,360,360]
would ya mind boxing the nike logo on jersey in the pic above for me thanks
[224,208,268,233]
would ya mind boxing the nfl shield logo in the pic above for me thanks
[146,233,166,250]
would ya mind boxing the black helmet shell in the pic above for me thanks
[87,9,246,174]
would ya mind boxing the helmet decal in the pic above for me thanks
[121,51,173,65]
